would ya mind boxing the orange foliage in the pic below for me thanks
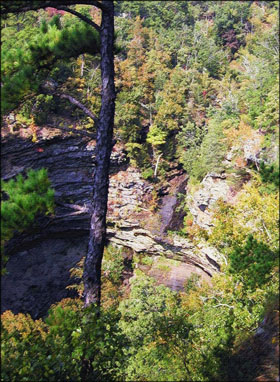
[235,156,247,168]
[224,119,255,148]
[185,218,193,227]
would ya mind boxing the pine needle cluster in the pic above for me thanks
[1,168,55,272]
[1,15,100,114]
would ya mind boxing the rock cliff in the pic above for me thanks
[1,126,223,317]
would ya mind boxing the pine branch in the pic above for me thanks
[1,1,108,15]
[58,93,99,123]
[56,6,101,32]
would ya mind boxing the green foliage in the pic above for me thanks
[141,167,154,181]
[1,3,279,381]
[32,94,56,125]
[1,269,278,382]
[141,255,154,266]
[117,269,279,381]
[212,1,251,51]
[188,116,227,181]
[1,16,100,114]
[147,125,167,147]
[177,121,205,175]
[1,169,54,270]
[118,273,193,381]
[209,180,279,253]
[115,1,192,32]
[229,235,278,290]
[184,273,201,293]
[1,301,126,381]
[188,20,229,78]
[102,245,124,286]
[259,161,279,193]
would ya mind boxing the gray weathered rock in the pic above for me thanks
[1,127,223,317]
[187,172,231,230]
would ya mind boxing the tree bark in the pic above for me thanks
[83,0,115,307]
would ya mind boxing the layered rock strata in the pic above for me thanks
[1,127,222,317]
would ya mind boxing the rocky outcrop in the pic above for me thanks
[137,256,212,292]
[187,172,231,230]
[159,173,188,234]
[107,224,222,274]
[1,127,223,317]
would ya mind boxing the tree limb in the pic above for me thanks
[261,220,272,241]
[56,202,91,212]
[46,123,95,138]
[56,6,101,32]
[212,304,234,309]
[154,153,162,178]
[1,1,108,15]
[58,93,99,123]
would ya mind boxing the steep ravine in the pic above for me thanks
[1,127,222,318]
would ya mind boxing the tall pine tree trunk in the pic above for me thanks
[83,1,115,307]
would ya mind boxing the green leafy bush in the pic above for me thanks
[102,245,124,286]
[141,167,154,180]
[1,301,125,382]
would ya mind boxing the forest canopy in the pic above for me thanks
[1,1,279,381]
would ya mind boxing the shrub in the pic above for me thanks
[1,302,125,382]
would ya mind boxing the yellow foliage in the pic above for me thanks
[1,310,47,340]
[224,119,256,148]
[209,179,279,251]
[30,116,38,142]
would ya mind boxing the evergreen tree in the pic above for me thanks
[229,235,278,289]
[1,0,116,307]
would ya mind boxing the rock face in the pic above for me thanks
[138,256,212,292]
[1,127,223,318]
[2,237,88,319]
[187,172,231,230]
[159,174,188,234]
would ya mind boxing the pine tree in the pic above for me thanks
[1,1,116,307]
[1,17,100,114]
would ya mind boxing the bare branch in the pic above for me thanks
[261,220,272,241]
[61,203,90,211]
[140,102,150,110]
[46,123,95,138]
[56,201,91,212]
[212,304,234,309]
[154,153,162,178]
[58,93,99,123]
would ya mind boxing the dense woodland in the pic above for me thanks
[1,1,279,381]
